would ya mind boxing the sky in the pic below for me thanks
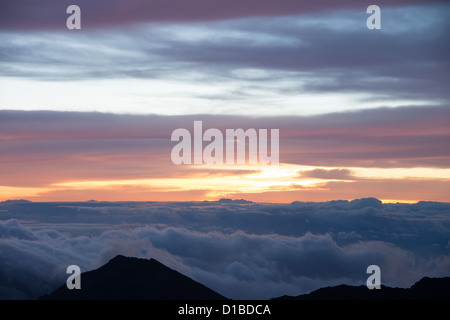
[0,1,449,202]
[0,0,449,301]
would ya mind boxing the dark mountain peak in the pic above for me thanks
[40,255,227,300]
[411,276,448,288]
[110,254,127,261]
[274,277,450,300]
[107,255,172,269]
[217,198,253,204]
[1,199,32,204]
[108,254,152,264]
[409,276,450,299]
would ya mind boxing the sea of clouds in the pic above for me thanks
[1,198,449,299]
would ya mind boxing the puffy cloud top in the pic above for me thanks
[1,200,449,299]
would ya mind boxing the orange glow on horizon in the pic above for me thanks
[1,163,449,203]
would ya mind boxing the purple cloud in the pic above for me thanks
[1,0,444,30]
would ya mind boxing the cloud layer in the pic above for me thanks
[2,0,445,30]
[1,200,449,299]
[1,3,449,116]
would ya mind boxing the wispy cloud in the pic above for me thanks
[299,168,355,180]
[1,4,448,115]
[2,0,445,30]
[0,107,449,202]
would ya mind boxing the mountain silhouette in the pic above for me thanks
[274,277,450,300]
[40,255,449,300]
[40,255,227,300]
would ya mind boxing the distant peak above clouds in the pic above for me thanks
[40,255,227,300]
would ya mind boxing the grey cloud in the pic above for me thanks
[1,5,449,104]
[1,219,448,300]
[1,105,449,170]
[2,0,443,30]
[300,168,355,180]
[2,197,449,253]
[0,219,36,240]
